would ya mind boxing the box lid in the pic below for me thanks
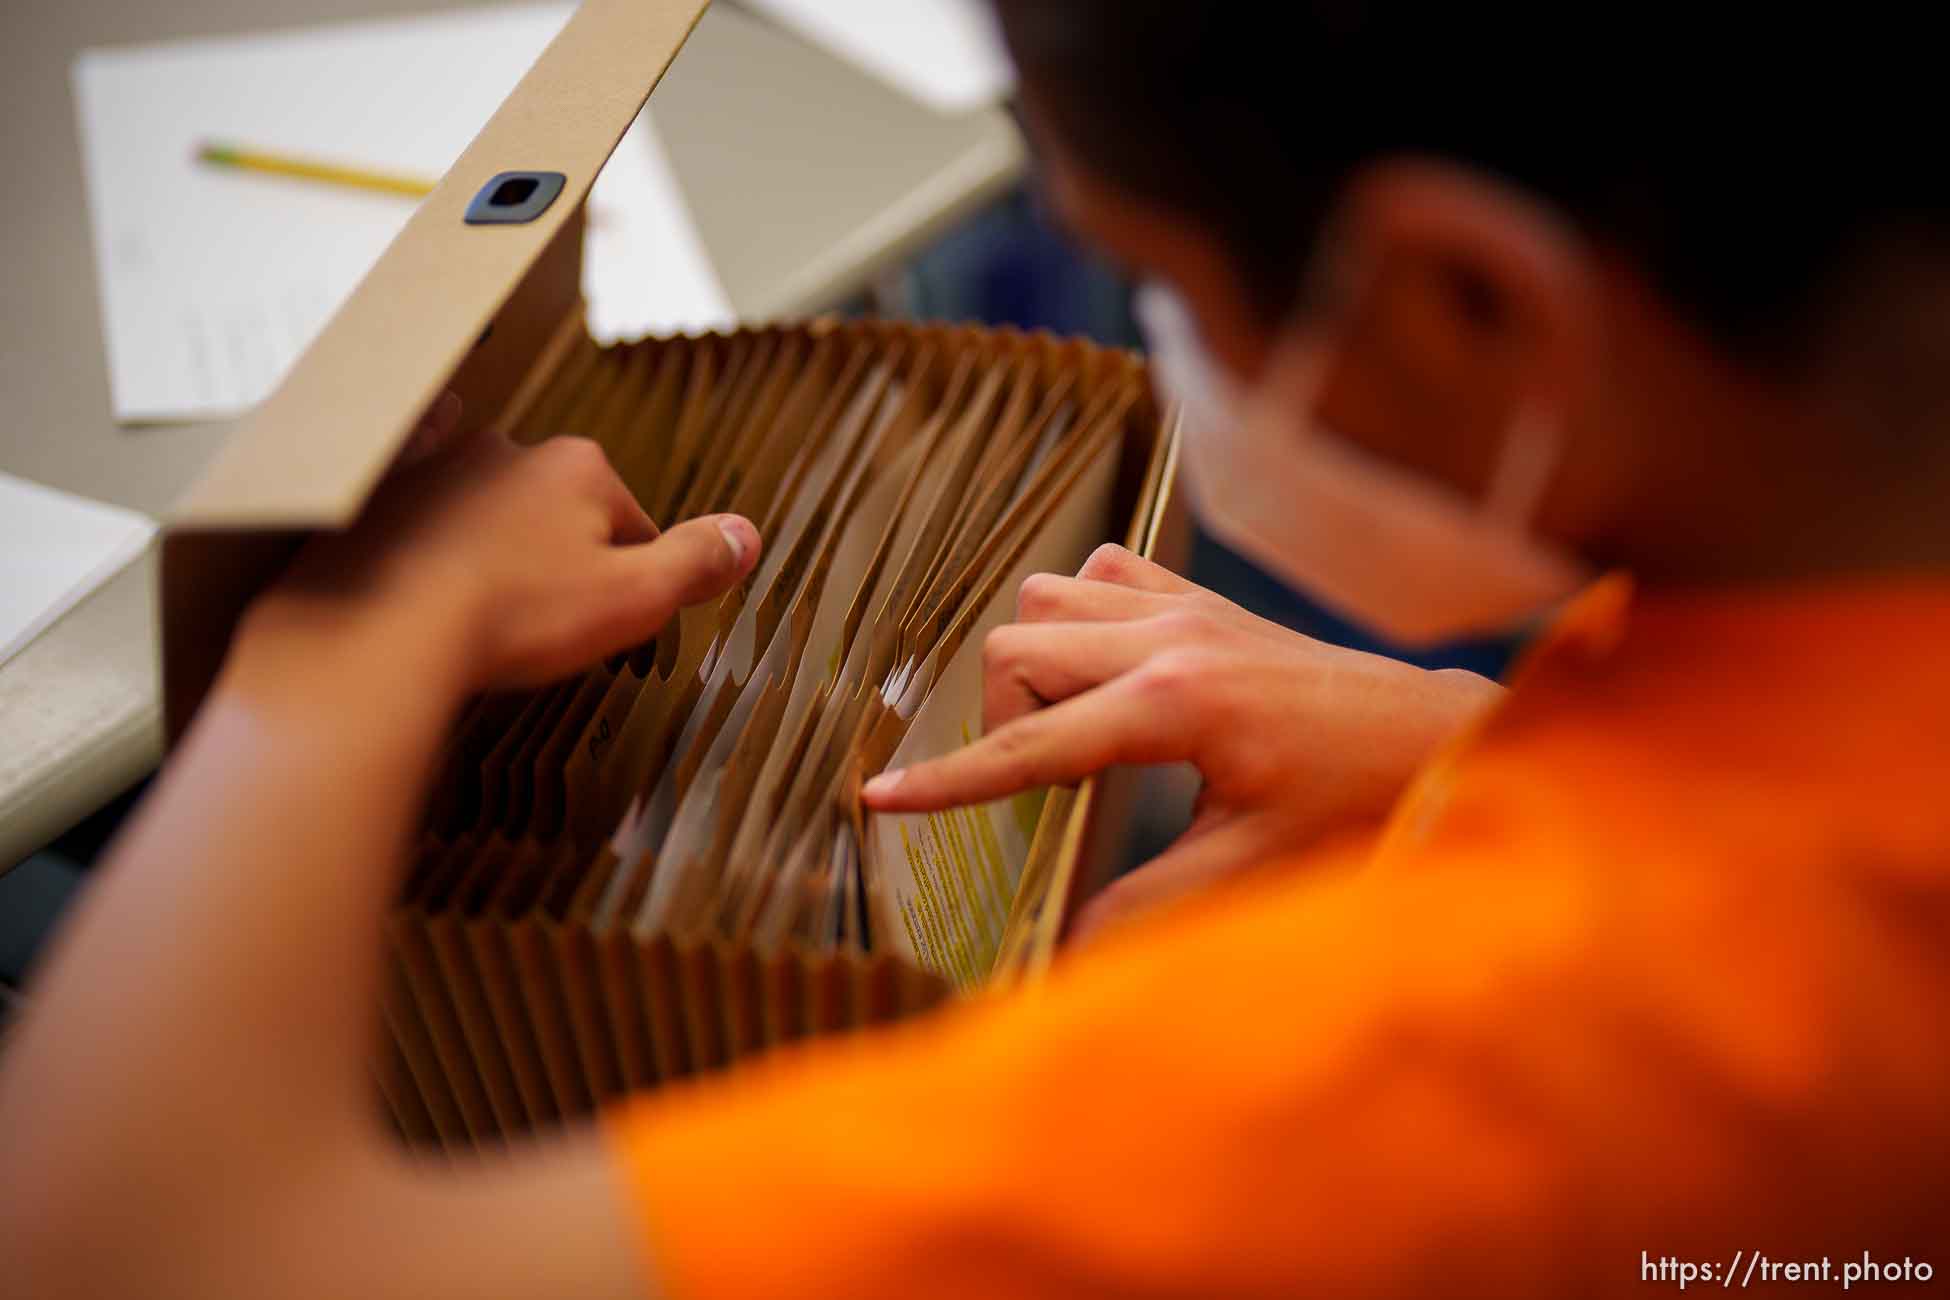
[171,0,708,529]
[161,0,710,740]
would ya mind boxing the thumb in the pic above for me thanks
[602,513,760,640]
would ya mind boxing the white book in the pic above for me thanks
[740,0,1012,113]
[0,474,155,668]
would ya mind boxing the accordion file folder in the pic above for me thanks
[158,0,1186,1149]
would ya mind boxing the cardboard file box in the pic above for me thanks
[159,0,1185,1149]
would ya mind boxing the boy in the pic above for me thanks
[4,6,1945,1295]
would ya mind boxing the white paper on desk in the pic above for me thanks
[73,4,731,425]
[739,0,1012,113]
[0,474,156,669]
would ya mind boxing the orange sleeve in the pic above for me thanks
[605,833,1947,1299]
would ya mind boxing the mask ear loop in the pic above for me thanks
[1133,280,1241,440]
[1241,221,1379,453]
[1239,267,1355,455]
[1481,402,1563,529]
[1481,399,1593,631]
[1283,217,1571,534]
[1238,330,1329,453]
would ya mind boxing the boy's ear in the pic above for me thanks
[1292,158,1594,501]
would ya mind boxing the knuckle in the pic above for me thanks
[1191,589,1238,620]
[1134,649,1207,703]
[1150,608,1214,645]
[545,435,611,482]
[1015,572,1064,621]
[1078,542,1134,582]
[982,624,1025,674]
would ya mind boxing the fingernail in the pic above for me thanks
[862,769,905,801]
[717,516,755,567]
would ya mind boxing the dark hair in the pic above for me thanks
[993,2,1945,363]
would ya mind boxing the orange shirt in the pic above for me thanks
[608,577,1950,1297]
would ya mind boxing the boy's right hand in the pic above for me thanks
[862,543,1502,939]
[237,405,760,698]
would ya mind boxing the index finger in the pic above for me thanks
[861,670,1193,813]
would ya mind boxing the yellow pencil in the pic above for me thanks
[195,141,436,199]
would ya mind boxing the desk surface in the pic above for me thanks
[0,0,1023,868]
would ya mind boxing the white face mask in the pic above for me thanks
[1133,280,1591,646]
